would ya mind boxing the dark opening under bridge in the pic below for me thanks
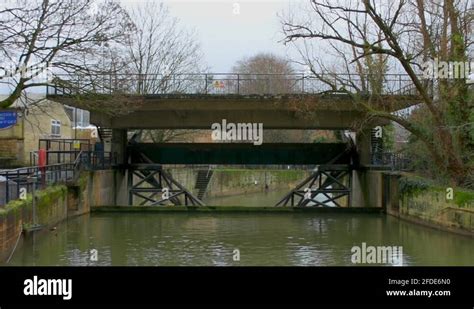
[45,72,422,208]
[129,143,352,165]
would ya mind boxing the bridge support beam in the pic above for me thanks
[111,129,127,165]
[275,165,351,207]
[127,164,205,206]
[351,170,383,208]
[351,127,383,207]
[356,127,372,165]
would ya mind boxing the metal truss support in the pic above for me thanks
[128,164,205,206]
[275,165,351,208]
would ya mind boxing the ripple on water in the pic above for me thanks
[6,212,474,266]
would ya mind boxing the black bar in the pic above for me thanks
[0,267,472,306]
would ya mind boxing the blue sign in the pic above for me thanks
[0,111,17,129]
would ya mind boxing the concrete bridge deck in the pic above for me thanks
[48,93,420,130]
[46,72,423,130]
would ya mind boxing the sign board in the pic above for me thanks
[0,110,17,129]
[73,140,81,149]
[213,81,225,89]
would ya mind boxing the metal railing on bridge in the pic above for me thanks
[371,152,412,171]
[162,164,318,171]
[46,73,425,96]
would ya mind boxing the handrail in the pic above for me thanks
[46,72,422,96]
[73,150,84,168]
[0,163,73,175]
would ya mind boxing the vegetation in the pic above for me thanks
[282,0,473,188]
[0,185,67,219]
[399,174,474,208]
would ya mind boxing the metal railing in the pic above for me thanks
[1,151,117,206]
[371,152,412,171]
[161,164,318,170]
[0,163,75,206]
[38,138,91,152]
[46,73,423,96]
[30,150,116,168]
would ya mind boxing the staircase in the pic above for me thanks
[97,127,113,142]
[195,169,213,200]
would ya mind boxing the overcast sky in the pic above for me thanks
[125,0,302,72]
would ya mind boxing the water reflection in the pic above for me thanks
[6,212,474,266]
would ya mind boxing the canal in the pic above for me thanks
[7,190,474,266]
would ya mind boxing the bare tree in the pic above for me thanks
[125,1,206,95]
[0,0,133,108]
[282,0,473,186]
[231,52,297,94]
[123,2,207,142]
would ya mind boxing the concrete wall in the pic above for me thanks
[169,168,311,198]
[0,169,127,262]
[351,170,383,207]
[78,170,128,207]
[385,175,474,236]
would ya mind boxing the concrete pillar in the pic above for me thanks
[350,127,375,207]
[355,127,372,166]
[111,129,127,165]
[351,170,383,208]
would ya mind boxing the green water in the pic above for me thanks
[6,209,474,266]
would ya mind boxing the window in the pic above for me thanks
[51,119,61,136]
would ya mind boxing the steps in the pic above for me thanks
[97,127,113,142]
[195,169,213,200]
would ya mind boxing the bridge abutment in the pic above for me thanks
[355,127,372,165]
[111,129,127,165]
[351,170,383,207]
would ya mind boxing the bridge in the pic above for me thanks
[48,73,420,131]
[43,73,421,208]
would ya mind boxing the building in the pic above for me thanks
[0,94,74,167]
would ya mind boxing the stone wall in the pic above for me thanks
[0,138,23,167]
[0,169,126,262]
[0,185,69,262]
[385,174,474,236]
[0,100,74,166]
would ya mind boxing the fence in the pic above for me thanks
[0,163,74,206]
[371,152,412,171]
[162,164,318,171]
[30,150,115,167]
[46,73,423,96]
[0,151,116,206]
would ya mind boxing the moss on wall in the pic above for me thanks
[0,184,71,260]
[0,185,67,219]
[399,175,474,208]
[398,175,474,234]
